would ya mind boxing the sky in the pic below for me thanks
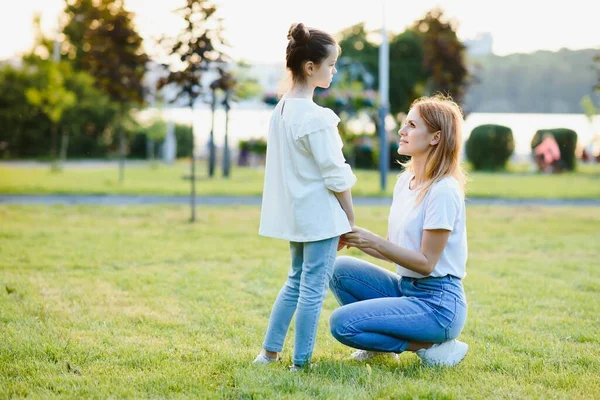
[0,0,598,64]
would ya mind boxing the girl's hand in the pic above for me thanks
[342,226,379,249]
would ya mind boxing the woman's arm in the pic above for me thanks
[358,246,391,261]
[343,227,451,276]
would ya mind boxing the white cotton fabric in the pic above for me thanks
[259,97,356,242]
[388,173,468,278]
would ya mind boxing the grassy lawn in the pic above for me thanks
[1,205,599,398]
[1,161,600,199]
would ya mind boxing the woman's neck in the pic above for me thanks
[411,155,428,187]
[286,83,314,99]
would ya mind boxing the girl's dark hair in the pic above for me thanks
[286,23,339,83]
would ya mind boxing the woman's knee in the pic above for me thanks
[329,306,352,340]
[332,255,358,279]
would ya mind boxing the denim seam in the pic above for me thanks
[335,275,395,299]
[445,298,459,341]
[340,310,431,336]
[295,237,337,366]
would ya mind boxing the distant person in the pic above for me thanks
[534,133,561,173]
[253,23,356,371]
[329,94,470,367]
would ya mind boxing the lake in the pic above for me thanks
[154,105,600,159]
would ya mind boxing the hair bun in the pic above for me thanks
[287,23,310,46]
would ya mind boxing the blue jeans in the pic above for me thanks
[262,236,339,366]
[329,256,468,353]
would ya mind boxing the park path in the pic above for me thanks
[1,194,599,207]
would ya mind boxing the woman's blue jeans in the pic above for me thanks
[329,256,468,353]
[262,236,339,366]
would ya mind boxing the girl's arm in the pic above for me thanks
[333,189,355,226]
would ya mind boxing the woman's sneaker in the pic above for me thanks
[252,353,279,364]
[350,350,399,361]
[416,339,469,367]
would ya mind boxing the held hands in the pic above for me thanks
[339,226,378,250]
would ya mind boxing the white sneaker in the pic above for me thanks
[416,339,469,367]
[350,350,399,361]
[252,353,279,364]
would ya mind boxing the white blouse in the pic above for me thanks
[388,173,468,279]
[259,97,357,242]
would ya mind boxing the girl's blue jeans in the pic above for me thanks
[262,236,339,366]
[328,256,468,352]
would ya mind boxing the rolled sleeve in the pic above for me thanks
[423,186,460,231]
[306,127,356,192]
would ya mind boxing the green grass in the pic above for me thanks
[1,161,600,199]
[1,205,599,398]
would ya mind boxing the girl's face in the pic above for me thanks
[397,107,440,157]
[311,45,338,89]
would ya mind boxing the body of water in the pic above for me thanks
[152,106,600,160]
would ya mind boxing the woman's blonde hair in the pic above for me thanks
[400,93,467,204]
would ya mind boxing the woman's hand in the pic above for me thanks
[341,226,380,249]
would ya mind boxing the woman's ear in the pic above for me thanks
[431,130,441,146]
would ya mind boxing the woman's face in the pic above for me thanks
[397,107,439,157]
[312,45,338,89]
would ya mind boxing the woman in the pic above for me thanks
[330,94,469,367]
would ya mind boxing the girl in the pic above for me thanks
[330,94,470,367]
[253,23,356,370]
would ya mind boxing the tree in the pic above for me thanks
[24,61,76,166]
[0,65,48,159]
[336,23,427,116]
[410,8,470,108]
[63,0,149,181]
[157,0,228,221]
[388,30,427,115]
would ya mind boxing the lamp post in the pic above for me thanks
[222,89,231,177]
[208,86,217,177]
[378,0,390,191]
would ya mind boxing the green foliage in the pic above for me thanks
[466,124,515,171]
[353,144,376,169]
[410,8,470,107]
[157,0,227,108]
[64,0,149,107]
[389,31,427,115]
[531,129,578,171]
[0,64,50,158]
[25,62,76,124]
[336,9,469,117]
[174,124,193,158]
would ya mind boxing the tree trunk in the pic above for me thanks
[190,104,196,222]
[208,90,216,177]
[222,90,230,178]
[50,125,58,160]
[58,128,69,170]
[118,110,125,183]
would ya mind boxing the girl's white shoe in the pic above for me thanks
[252,353,279,364]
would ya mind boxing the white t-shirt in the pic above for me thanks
[387,172,467,279]
[259,97,357,242]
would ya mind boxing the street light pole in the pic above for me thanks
[378,0,390,192]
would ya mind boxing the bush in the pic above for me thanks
[353,144,376,169]
[530,128,577,171]
[389,141,410,171]
[466,124,514,171]
[174,124,193,158]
